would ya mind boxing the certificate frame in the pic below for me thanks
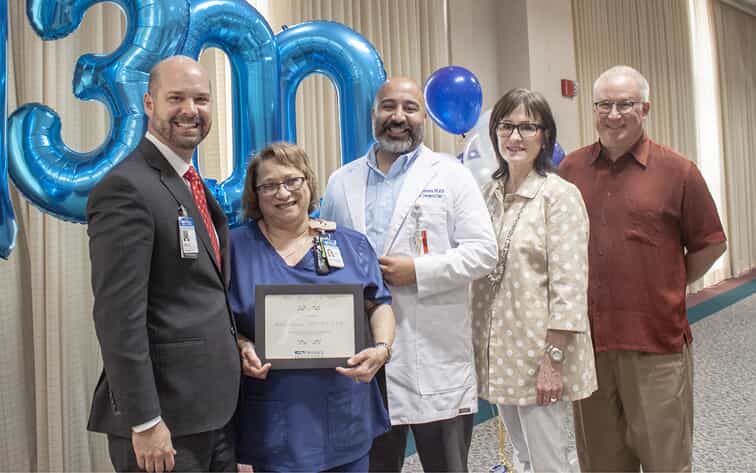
[254,284,366,369]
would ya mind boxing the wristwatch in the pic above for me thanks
[544,343,564,363]
[375,342,392,363]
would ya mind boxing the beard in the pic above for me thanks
[153,114,211,151]
[374,120,424,154]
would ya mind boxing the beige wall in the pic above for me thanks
[526,0,580,153]
[448,0,581,153]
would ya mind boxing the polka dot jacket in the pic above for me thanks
[470,171,597,406]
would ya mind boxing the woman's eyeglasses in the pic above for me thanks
[256,176,306,195]
[495,122,544,138]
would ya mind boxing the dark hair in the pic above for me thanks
[488,88,556,181]
[240,142,319,221]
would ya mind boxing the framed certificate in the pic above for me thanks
[255,284,366,369]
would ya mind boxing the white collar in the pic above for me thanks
[145,132,192,178]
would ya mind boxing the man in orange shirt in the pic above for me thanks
[559,65,726,472]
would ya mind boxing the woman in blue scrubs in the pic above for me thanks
[229,142,395,472]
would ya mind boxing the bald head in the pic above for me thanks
[144,56,213,161]
[374,77,425,112]
[148,56,210,96]
[593,65,649,102]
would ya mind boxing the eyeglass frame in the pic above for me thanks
[495,121,545,138]
[255,176,307,195]
[592,100,644,115]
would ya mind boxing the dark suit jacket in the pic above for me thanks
[86,138,241,438]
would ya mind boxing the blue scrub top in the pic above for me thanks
[228,220,392,471]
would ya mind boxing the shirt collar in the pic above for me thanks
[145,132,192,178]
[511,169,546,199]
[366,143,421,176]
[591,133,650,167]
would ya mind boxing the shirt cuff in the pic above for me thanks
[132,416,161,433]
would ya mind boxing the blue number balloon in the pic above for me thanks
[7,0,189,222]
[424,66,482,135]
[180,0,280,226]
[6,2,389,239]
[277,21,386,165]
[0,0,16,259]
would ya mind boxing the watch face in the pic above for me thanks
[550,347,564,362]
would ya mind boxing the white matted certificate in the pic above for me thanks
[254,284,366,369]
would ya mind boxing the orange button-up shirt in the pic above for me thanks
[559,135,726,353]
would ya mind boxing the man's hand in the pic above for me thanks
[132,420,176,473]
[336,346,389,383]
[379,255,416,286]
[238,336,272,379]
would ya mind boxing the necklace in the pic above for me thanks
[260,220,312,259]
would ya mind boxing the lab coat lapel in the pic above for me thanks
[382,145,439,255]
[343,160,369,233]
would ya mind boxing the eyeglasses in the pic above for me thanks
[495,122,544,138]
[593,100,642,115]
[255,176,306,195]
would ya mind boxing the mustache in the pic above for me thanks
[381,120,410,132]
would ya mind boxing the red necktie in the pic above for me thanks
[183,166,221,266]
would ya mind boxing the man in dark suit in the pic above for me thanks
[87,56,241,472]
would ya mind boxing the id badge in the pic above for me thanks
[322,238,345,268]
[178,216,199,259]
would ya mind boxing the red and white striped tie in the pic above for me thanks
[183,166,221,266]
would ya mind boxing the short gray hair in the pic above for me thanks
[593,65,650,102]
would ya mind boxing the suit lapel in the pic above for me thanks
[344,161,369,233]
[383,146,439,254]
[140,139,224,279]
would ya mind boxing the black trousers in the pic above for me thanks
[107,422,236,472]
[368,414,474,472]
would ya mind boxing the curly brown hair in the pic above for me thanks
[240,142,320,221]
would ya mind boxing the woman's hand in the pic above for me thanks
[335,345,389,383]
[536,356,563,406]
[237,336,272,379]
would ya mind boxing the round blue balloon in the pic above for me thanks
[277,21,386,166]
[180,0,280,227]
[9,0,189,223]
[0,0,17,259]
[552,142,566,167]
[424,66,482,135]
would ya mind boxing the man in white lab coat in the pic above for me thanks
[321,77,497,472]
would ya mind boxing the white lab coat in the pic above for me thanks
[321,145,498,425]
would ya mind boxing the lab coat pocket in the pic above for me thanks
[328,389,368,450]
[415,207,451,255]
[415,303,475,395]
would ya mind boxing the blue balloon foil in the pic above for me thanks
[8,0,189,223]
[180,0,280,228]
[7,0,389,239]
[0,0,16,259]
[277,21,386,166]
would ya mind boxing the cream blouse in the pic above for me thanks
[470,170,597,405]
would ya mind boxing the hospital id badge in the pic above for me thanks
[178,216,199,259]
[322,238,345,268]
